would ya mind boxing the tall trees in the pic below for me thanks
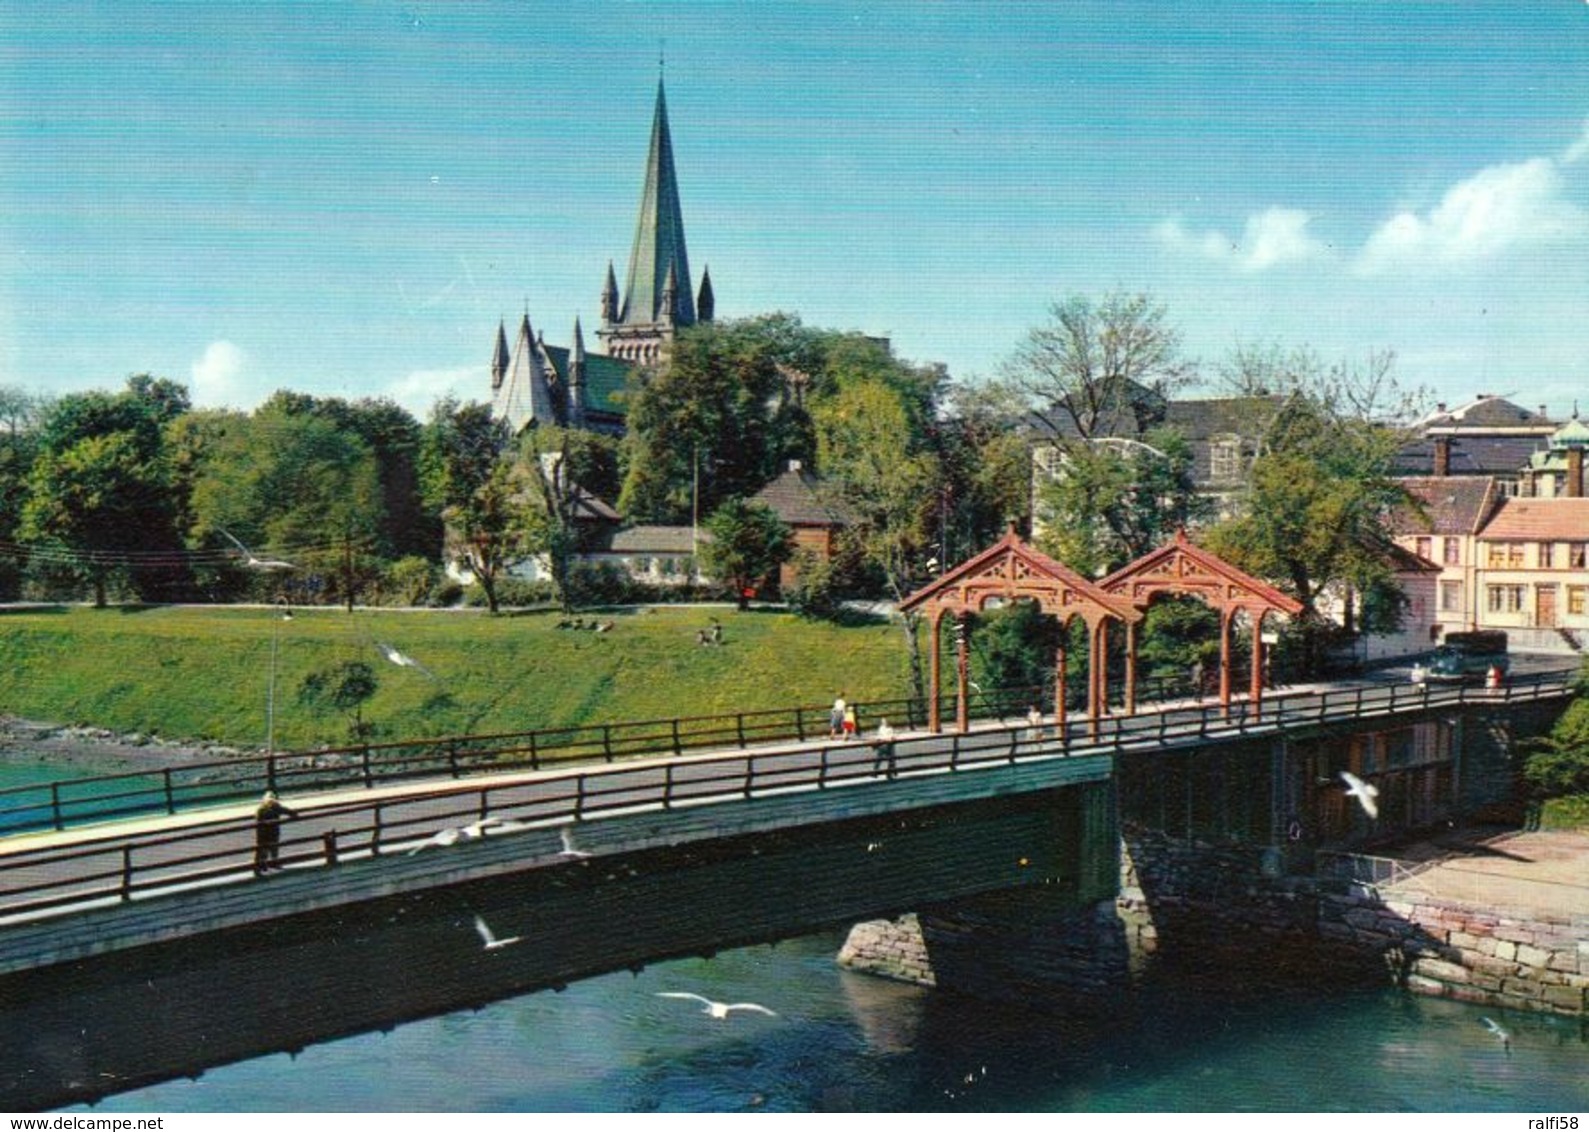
[1004,290,1193,441]
[420,399,525,615]
[20,378,186,605]
[1002,291,1206,576]
[1203,353,1424,668]
[699,499,793,610]
[618,319,789,523]
[814,377,942,702]
[1204,395,1413,621]
[0,386,42,598]
[1035,428,1208,577]
[183,397,383,608]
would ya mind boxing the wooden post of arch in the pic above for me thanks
[955,614,970,734]
[1089,618,1107,739]
[928,609,943,734]
[1124,618,1138,716]
[1250,613,1265,709]
[1054,635,1068,744]
[1219,607,1233,718]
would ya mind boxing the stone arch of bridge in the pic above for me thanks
[898,526,1141,736]
[1098,529,1304,716]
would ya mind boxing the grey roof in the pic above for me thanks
[750,464,852,527]
[1392,435,1549,477]
[1418,395,1555,430]
[493,315,558,434]
[617,79,694,329]
[597,525,703,554]
[1026,394,1286,486]
[569,487,621,523]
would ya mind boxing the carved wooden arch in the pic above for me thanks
[899,527,1140,734]
[1099,530,1304,713]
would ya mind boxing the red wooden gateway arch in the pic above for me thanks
[900,527,1302,735]
[1099,529,1304,714]
[898,527,1140,737]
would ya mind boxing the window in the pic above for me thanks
[1209,436,1242,482]
[1570,586,1587,616]
[1540,542,1555,569]
[1439,580,1464,614]
[1443,537,1460,565]
[1415,537,1432,561]
[1486,542,1525,568]
[1487,584,1526,613]
[1572,543,1587,569]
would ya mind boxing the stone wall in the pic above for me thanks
[840,829,1589,1016]
[1318,886,1589,1015]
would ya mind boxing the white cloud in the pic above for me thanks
[1155,207,1331,272]
[1563,117,1589,166]
[189,340,250,408]
[1356,156,1587,275]
[385,364,485,419]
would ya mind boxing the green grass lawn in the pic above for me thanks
[0,605,915,750]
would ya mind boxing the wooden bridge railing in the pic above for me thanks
[0,666,1574,925]
[0,675,1191,838]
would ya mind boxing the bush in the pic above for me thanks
[785,550,839,619]
[374,556,440,607]
[461,574,558,609]
[1524,698,1589,798]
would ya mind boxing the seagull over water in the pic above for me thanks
[1340,770,1380,819]
[559,826,592,859]
[473,915,522,951]
[407,816,508,854]
[1480,1016,1512,1051]
[656,992,777,1020]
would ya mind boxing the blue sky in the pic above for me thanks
[4,1,1588,419]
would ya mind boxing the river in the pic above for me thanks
[63,927,1589,1114]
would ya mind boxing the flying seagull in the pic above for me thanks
[376,641,436,678]
[218,528,297,571]
[473,914,522,951]
[656,992,777,1020]
[1339,770,1380,820]
[559,826,592,859]
[1480,1016,1511,1052]
[406,817,507,854]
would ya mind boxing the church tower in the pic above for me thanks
[598,78,713,365]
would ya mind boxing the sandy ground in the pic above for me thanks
[1385,828,1589,918]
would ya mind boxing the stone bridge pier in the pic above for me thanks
[841,698,1581,1011]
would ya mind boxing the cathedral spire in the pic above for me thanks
[490,320,511,391]
[568,317,587,428]
[696,265,714,323]
[617,78,694,329]
[601,261,619,325]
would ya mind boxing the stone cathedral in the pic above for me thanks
[489,78,714,436]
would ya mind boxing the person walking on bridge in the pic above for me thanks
[254,790,298,874]
[871,718,897,778]
[830,694,847,739]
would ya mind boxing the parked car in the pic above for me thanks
[1425,630,1509,683]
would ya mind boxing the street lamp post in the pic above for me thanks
[265,596,293,760]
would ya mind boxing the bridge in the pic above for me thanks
[0,665,1575,1108]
